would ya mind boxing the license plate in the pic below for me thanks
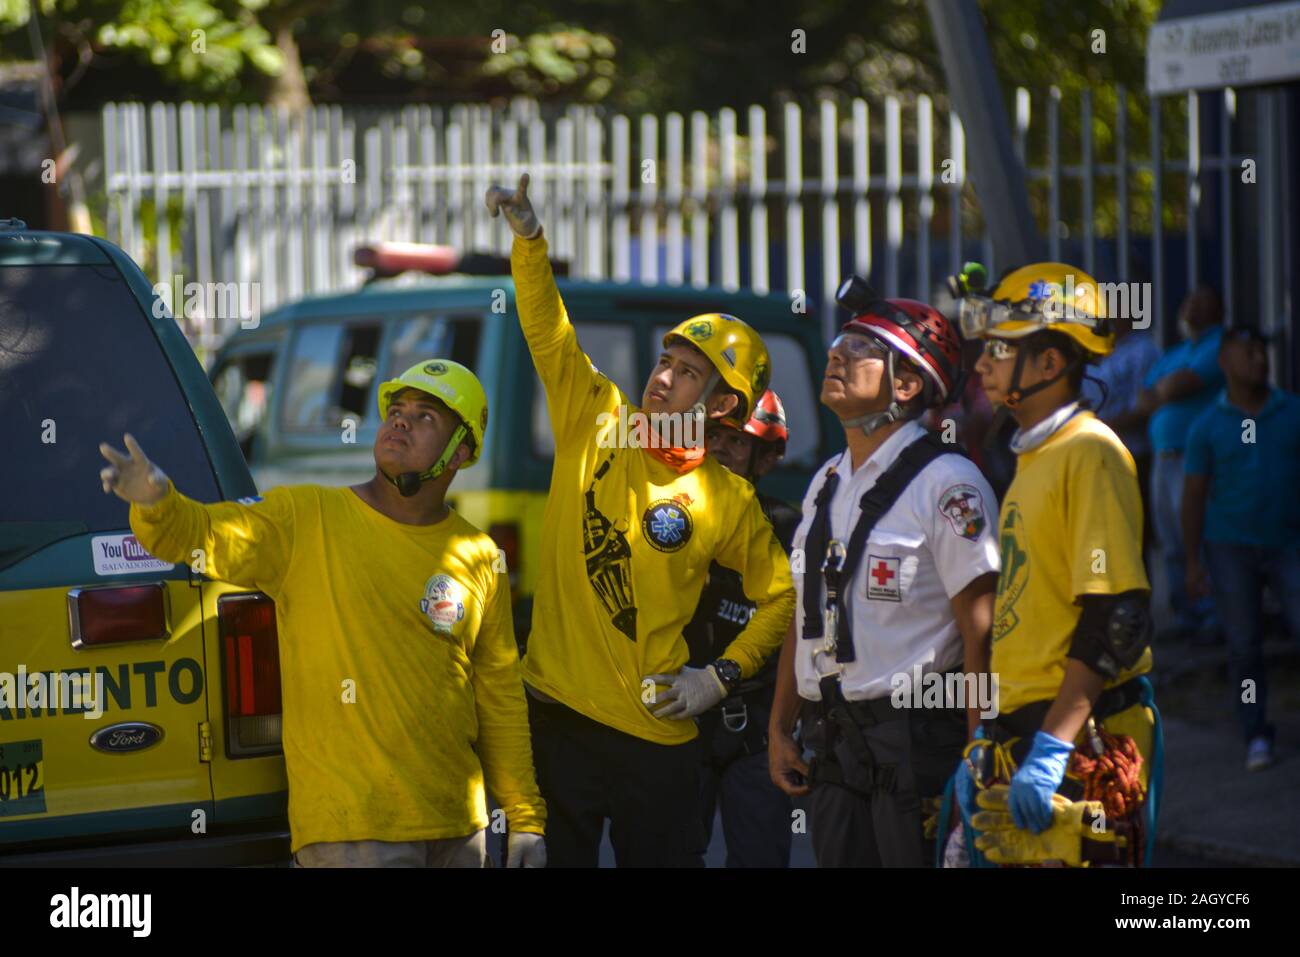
[0,739,46,817]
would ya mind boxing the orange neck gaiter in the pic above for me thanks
[644,444,706,475]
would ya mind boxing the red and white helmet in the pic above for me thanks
[840,298,965,408]
[733,389,788,452]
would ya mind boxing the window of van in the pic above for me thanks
[531,322,638,458]
[650,326,821,467]
[281,320,382,431]
[0,263,221,551]
[386,313,482,379]
[212,349,275,460]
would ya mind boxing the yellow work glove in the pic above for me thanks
[971,784,1109,866]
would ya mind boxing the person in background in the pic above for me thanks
[1136,285,1224,644]
[685,390,801,867]
[1182,325,1300,772]
[1082,309,1160,553]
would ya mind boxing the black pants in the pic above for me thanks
[527,692,707,867]
[805,702,965,868]
[698,702,793,868]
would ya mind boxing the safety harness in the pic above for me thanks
[801,430,965,665]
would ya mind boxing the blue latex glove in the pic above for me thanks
[1008,730,1074,834]
[955,727,986,823]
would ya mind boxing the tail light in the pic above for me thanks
[218,593,282,757]
[489,522,520,581]
[67,584,169,649]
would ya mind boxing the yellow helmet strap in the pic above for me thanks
[385,423,469,497]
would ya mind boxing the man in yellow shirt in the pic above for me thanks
[486,174,795,867]
[98,360,546,867]
[954,263,1160,867]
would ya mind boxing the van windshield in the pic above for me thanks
[0,264,223,555]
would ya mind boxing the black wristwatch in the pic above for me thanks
[711,658,742,694]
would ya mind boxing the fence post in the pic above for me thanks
[638,114,658,284]
[853,99,871,284]
[884,96,902,298]
[784,102,804,301]
[691,111,710,289]
[666,112,685,286]
[612,114,631,282]
[720,108,739,291]
[820,99,839,338]
[749,105,769,295]
[917,94,934,301]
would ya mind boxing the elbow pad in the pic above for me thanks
[1068,591,1152,680]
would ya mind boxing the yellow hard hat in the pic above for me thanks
[960,262,1114,357]
[378,359,488,468]
[663,313,771,419]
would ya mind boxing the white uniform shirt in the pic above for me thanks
[792,420,1000,701]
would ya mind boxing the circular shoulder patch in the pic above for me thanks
[419,573,466,634]
[642,498,694,552]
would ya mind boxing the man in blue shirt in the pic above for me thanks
[1182,325,1300,772]
[1083,311,1161,550]
[1137,286,1224,641]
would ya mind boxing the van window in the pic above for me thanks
[0,263,221,539]
[212,350,275,460]
[385,313,482,380]
[650,326,821,467]
[281,321,382,431]
[532,323,638,458]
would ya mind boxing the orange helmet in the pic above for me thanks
[721,389,788,453]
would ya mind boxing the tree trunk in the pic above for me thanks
[267,22,311,112]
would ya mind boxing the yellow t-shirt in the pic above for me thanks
[512,234,795,745]
[991,410,1153,715]
[130,484,544,852]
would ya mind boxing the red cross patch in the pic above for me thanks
[866,555,902,602]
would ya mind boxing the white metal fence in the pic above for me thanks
[101,87,1277,356]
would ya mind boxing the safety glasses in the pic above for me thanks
[981,338,1018,360]
[960,292,1103,340]
[958,296,1031,340]
[829,333,890,362]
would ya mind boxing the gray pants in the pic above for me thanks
[292,830,489,868]
[805,705,965,868]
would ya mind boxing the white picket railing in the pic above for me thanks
[101,88,1268,357]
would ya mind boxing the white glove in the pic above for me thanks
[99,434,170,505]
[505,831,547,868]
[644,665,728,720]
[484,172,542,239]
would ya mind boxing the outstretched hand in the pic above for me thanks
[485,172,542,240]
[99,433,170,505]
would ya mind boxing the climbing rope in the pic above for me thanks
[1068,720,1146,822]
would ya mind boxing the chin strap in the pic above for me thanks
[1002,345,1083,410]
[690,369,722,421]
[384,424,468,498]
[839,350,912,437]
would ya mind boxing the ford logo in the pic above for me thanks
[89,722,164,754]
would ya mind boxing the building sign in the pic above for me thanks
[1148,0,1300,94]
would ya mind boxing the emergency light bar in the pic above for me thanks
[353,242,568,280]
